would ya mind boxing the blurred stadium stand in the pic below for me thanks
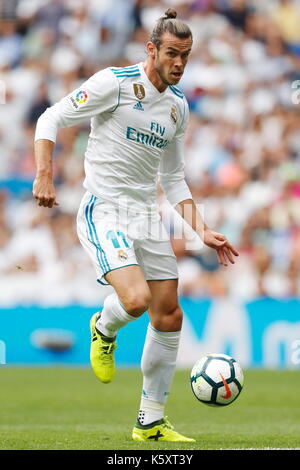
[0,0,300,368]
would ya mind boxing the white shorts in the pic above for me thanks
[76,192,178,285]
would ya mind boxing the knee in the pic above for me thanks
[121,288,151,317]
[165,305,183,331]
[152,304,183,332]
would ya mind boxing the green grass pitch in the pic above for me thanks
[0,368,299,450]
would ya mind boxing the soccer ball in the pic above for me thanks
[190,353,244,406]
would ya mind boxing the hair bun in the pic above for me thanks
[164,8,177,19]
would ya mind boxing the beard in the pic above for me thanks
[155,63,179,86]
[155,54,182,85]
[154,54,174,85]
[155,66,170,85]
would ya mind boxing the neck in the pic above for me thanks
[143,58,168,93]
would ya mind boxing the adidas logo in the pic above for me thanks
[133,101,144,111]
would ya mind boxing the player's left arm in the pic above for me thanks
[158,98,239,267]
[176,198,239,267]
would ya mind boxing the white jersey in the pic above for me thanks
[35,62,192,212]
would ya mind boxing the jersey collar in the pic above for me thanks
[139,62,169,98]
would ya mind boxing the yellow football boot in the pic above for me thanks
[132,417,195,442]
[90,312,117,383]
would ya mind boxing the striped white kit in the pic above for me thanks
[35,62,192,215]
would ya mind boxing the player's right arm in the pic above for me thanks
[32,68,119,208]
[33,139,58,208]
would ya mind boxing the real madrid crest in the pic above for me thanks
[118,249,128,262]
[170,105,177,124]
[133,83,145,101]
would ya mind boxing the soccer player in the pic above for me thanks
[33,8,239,442]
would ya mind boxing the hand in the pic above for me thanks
[32,175,59,208]
[203,228,239,267]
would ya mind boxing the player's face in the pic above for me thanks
[155,32,192,86]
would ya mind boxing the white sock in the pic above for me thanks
[138,399,164,426]
[96,293,136,338]
[138,324,181,425]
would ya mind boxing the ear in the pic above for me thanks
[146,41,156,59]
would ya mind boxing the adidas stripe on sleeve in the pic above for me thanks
[35,68,119,143]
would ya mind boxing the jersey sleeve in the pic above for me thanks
[34,68,119,143]
[158,97,192,206]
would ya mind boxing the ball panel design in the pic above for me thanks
[207,353,233,361]
[205,359,231,383]
[216,380,240,405]
[190,353,244,407]
[233,361,244,386]
[191,375,212,402]
[191,356,208,379]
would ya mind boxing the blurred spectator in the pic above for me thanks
[221,0,253,31]
[271,0,300,47]
[0,19,22,67]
